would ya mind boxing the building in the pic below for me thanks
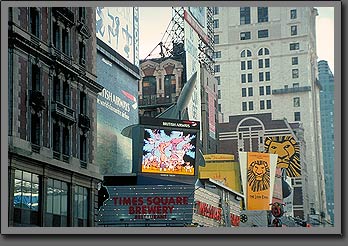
[318,60,335,225]
[8,7,103,226]
[213,7,327,223]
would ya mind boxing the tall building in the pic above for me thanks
[213,7,327,222]
[8,7,103,226]
[318,60,334,225]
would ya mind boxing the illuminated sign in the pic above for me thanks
[196,201,222,221]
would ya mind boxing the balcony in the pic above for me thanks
[52,7,75,27]
[272,86,311,95]
[51,47,72,66]
[51,101,76,124]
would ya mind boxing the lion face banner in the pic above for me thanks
[264,136,301,177]
[239,152,278,211]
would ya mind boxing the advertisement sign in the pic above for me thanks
[239,152,278,211]
[272,167,283,203]
[96,7,139,66]
[207,87,216,139]
[97,185,195,225]
[264,135,301,177]
[195,201,222,221]
[184,8,209,45]
[283,177,294,217]
[96,52,139,174]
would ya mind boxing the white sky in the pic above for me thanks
[139,7,335,74]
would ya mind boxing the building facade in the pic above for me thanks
[213,7,326,222]
[318,60,335,225]
[8,7,103,226]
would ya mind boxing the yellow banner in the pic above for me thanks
[246,152,271,210]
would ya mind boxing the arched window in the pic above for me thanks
[241,49,252,58]
[258,47,270,56]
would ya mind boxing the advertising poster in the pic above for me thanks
[207,87,216,139]
[96,7,139,66]
[96,52,139,175]
[239,152,278,211]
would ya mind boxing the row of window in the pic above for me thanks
[242,86,272,97]
[242,100,271,111]
[239,7,297,25]
[241,72,271,83]
[13,169,89,226]
[240,29,269,40]
[240,59,270,70]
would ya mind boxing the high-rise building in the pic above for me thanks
[318,60,335,225]
[8,7,103,226]
[213,7,327,222]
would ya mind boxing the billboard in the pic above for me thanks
[96,52,139,175]
[207,87,216,139]
[239,152,278,210]
[96,7,139,66]
[264,135,301,177]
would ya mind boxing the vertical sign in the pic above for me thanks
[207,87,216,139]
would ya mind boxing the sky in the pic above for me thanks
[139,7,335,74]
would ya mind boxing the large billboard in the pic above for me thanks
[96,7,139,66]
[96,52,139,175]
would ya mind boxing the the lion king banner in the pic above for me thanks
[239,152,278,210]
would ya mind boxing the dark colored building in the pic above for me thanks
[8,7,103,226]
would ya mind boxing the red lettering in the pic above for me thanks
[183,196,188,204]
[147,197,152,205]
[153,197,160,205]
[132,197,138,205]
[129,206,135,214]
[169,197,175,205]
[176,197,182,204]
[135,206,141,214]
[138,197,144,205]
[122,197,131,205]
[113,197,118,205]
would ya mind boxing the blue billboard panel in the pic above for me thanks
[96,51,139,175]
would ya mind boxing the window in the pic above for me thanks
[258,7,268,23]
[213,19,219,28]
[215,76,220,85]
[247,60,252,69]
[294,97,300,107]
[214,51,221,59]
[214,35,219,44]
[266,85,271,95]
[73,185,89,227]
[294,112,301,121]
[248,87,253,96]
[241,61,246,70]
[45,178,68,227]
[242,88,247,97]
[258,29,269,38]
[247,50,252,57]
[13,170,40,226]
[79,41,86,66]
[80,92,87,115]
[218,90,221,99]
[258,49,263,56]
[214,64,220,73]
[291,25,297,36]
[292,57,298,65]
[53,21,60,50]
[62,126,70,156]
[213,7,219,15]
[62,29,70,55]
[258,59,263,68]
[240,31,251,40]
[260,100,265,110]
[30,8,40,37]
[241,74,246,83]
[80,134,87,163]
[266,99,272,109]
[247,73,253,82]
[290,9,297,19]
[259,86,264,95]
[258,47,270,56]
[242,102,247,111]
[265,58,270,68]
[63,81,70,106]
[259,72,264,82]
[265,71,270,81]
[218,104,221,112]
[292,69,299,78]
[290,42,300,50]
[248,101,254,110]
[79,7,86,22]
[31,113,40,146]
[264,48,269,55]
[240,7,251,25]
[293,83,299,88]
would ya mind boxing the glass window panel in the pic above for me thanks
[32,183,39,211]
[264,48,269,55]
[23,171,31,182]
[15,169,22,179]
[61,182,68,216]
[47,185,53,213]
[14,179,22,208]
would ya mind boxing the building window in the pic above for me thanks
[29,8,40,38]
[258,59,263,69]
[62,126,70,156]
[240,31,251,40]
[242,102,247,111]
[258,29,269,38]
[265,71,270,81]
[215,76,220,85]
[291,25,298,36]
[213,7,219,15]
[214,64,220,73]
[79,41,86,66]
[213,19,219,28]
[264,48,269,55]
[63,81,70,107]
[294,97,300,107]
[53,21,60,50]
[214,35,219,44]
[214,51,222,59]
[241,61,246,70]
[258,47,270,56]
[294,112,301,121]
[247,73,253,82]
[240,7,251,25]
[80,92,87,115]
[258,7,268,23]
[260,100,265,110]
[241,74,246,83]
[248,101,254,110]
[259,72,264,82]
[266,99,272,109]
[242,88,247,97]
[293,83,299,88]
[218,90,221,99]
[292,69,299,78]
[73,185,89,227]
[31,114,40,146]
[79,7,86,23]
[259,86,264,95]
[290,9,297,19]
[45,178,68,227]
[247,60,252,70]
[292,57,298,65]
[290,42,300,50]
[142,76,157,98]
[248,87,253,96]
[80,134,87,162]
[247,50,252,57]
[266,85,271,95]
[218,104,221,112]
[53,122,60,154]
[62,29,70,55]
[265,58,270,68]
